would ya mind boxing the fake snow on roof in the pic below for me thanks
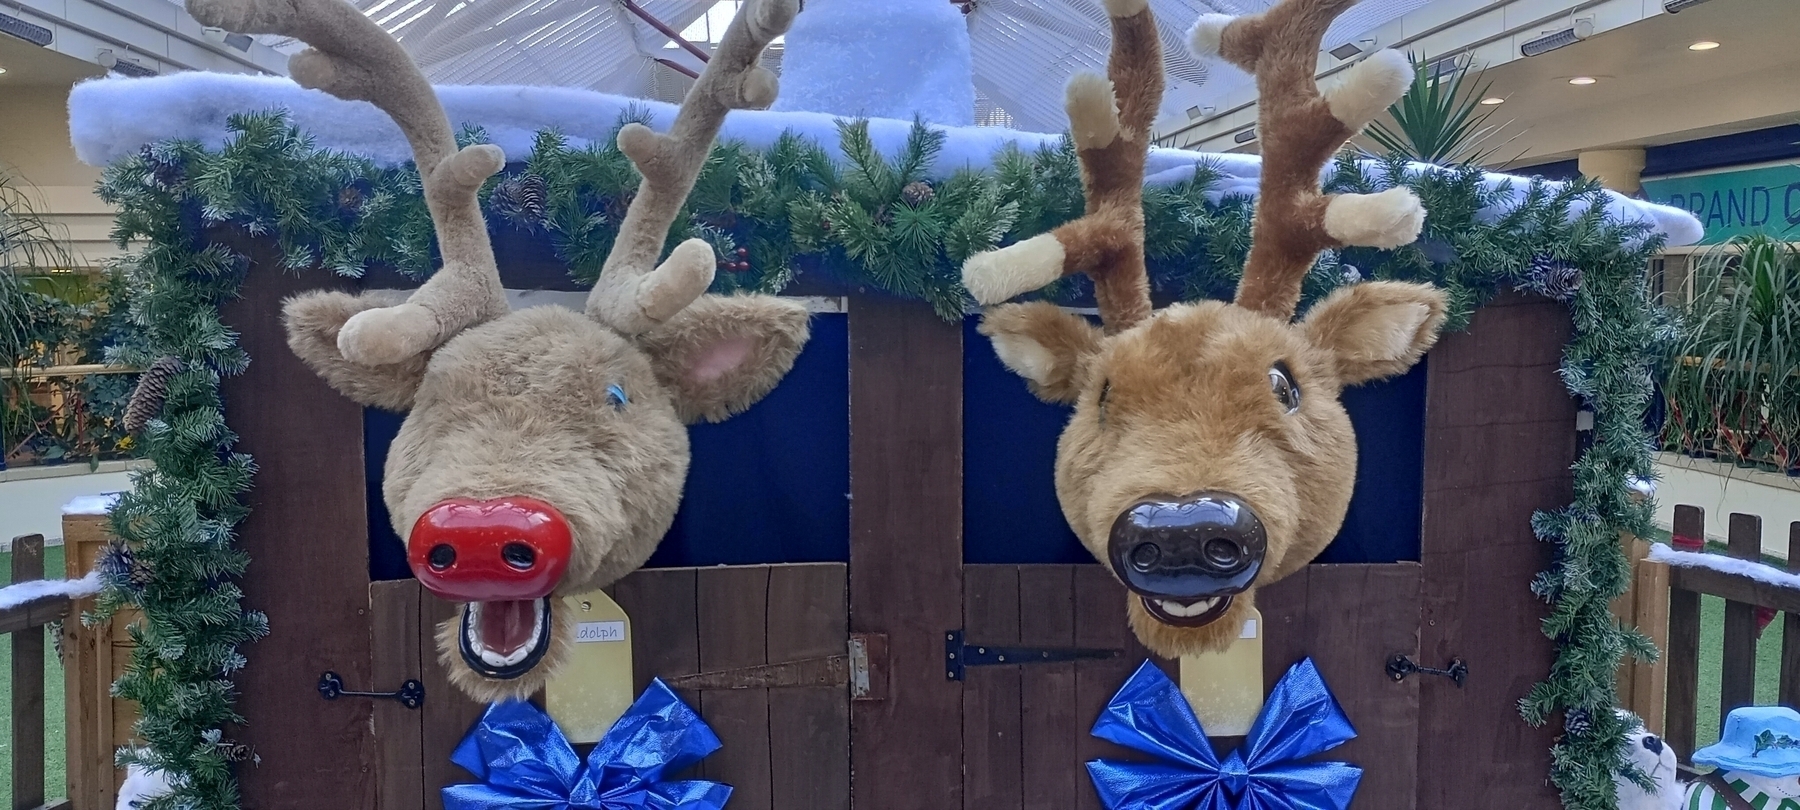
[226,0,1433,133]
[66,72,1702,246]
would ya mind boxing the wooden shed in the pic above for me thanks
[203,222,1577,809]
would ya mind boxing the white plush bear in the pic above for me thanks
[1617,709,1683,810]
[116,763,172,809]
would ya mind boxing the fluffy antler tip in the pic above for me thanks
[1065,73,1122,151]
[1323,187,1426,250]
[962,233,1067,305]
[1101,0,1147,17]
[1187,14,1235,59]
[1324,49,1413,130]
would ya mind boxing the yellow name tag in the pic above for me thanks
[545,591,635,744]
[1178,607,1264,737]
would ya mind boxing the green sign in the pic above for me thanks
[1641,163,1800,244]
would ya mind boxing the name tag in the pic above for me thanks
[575,620,626,643]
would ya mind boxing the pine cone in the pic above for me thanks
[337,185,365,216]
[1521,255,1582,302]
[138,145,183,190]
[123,356,184,433]
[98,541,153,594]
[901,181,935,206]
[492,174,549,227]
[1563,707,1593,736]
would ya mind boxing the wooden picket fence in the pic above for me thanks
[1614,505,1800,766]
[3,534,72,810]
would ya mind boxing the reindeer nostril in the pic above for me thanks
[1643,735,1664,755]
[1204,537,1243,569]
[501,543,536,570]
[428,544,456,570]
[1130,543,1161,570]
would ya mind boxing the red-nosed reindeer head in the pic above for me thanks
[188,0,808,700]
[962,0,1446,658]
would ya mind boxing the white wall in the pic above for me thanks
[1653,453,1799,562]
[0,463,142,549]
[0,84,121,270]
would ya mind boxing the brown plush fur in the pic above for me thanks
[196,0,809,699]
[963,0,1447,659]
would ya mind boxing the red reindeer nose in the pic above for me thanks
[408,497,572,602]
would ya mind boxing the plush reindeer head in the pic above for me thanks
[963,0,1447,658]
[186,0,809,700]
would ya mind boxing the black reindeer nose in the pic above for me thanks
[1642,735,1664,755]
[1107,491,1267,600]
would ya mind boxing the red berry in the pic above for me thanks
[736,247,749,257]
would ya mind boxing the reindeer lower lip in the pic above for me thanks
[1141,594,1232,628]
[458,597,553,679]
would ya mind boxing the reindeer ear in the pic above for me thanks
[977,302,1104,404]
[638,295,811,424]
[1301,281,1448,385]
[284,290,431,411]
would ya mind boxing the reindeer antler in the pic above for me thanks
[186,0,508,366]
[1188,0,1424,319]
[960,0,1161,335]
[585,0,797,336]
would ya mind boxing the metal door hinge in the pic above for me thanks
[944,629,1118,681]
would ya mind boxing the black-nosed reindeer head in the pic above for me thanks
[189,0,809,700]
[963,0,1446,658]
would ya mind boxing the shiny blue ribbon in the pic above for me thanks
[443,679,731,809]
[1086,658,1361,810]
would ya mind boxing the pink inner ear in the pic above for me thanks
[690,336,755,384]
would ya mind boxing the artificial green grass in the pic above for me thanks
[1,544,70,808]
[1693,591,1789,749]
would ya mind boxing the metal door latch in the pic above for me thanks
[1385,654,1467,687]
[317,671,425,709]
[944,629,1118,681]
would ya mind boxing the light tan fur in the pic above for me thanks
[194,0,810,699]
[964,0,1448,659]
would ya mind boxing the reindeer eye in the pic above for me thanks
[606,384,629,410]
[1269,363,1300,414]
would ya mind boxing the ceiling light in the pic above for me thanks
[1568,76,1597,85]
[0,67,8,75]
[1688,40,1720,50]
[1479,96,1505,105]
[1521,19,1594,57]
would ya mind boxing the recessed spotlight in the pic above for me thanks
[0,67,8,75]
[1480,96,1506,105]
[1689,40,1720,51]
[1568,76,1597,85]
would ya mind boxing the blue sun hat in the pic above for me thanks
[1693,706,1800,778]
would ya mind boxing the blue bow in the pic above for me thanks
[443,679,731,810]
[1086,658,1361,810]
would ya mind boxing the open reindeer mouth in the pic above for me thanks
[458,598,553,679]
[1141,594,1234,627]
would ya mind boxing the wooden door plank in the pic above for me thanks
[963,565,1022,810]
[1294,565,1422,810]
[1417,293,1569,808]
[420,594,486,810]
[1719,513,1761,725]
[767,564,850,810]
[697,566,772,808]
[1019,565,1079,810]
[1782,524,1800,710]
[218,235,377,809]
[610,568,701,696]
[1073,565,1172,810]
[370,581,424,810]
[12,534,47,809]
[848,295,965,809]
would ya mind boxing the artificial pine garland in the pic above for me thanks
[94,109,1663,809]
